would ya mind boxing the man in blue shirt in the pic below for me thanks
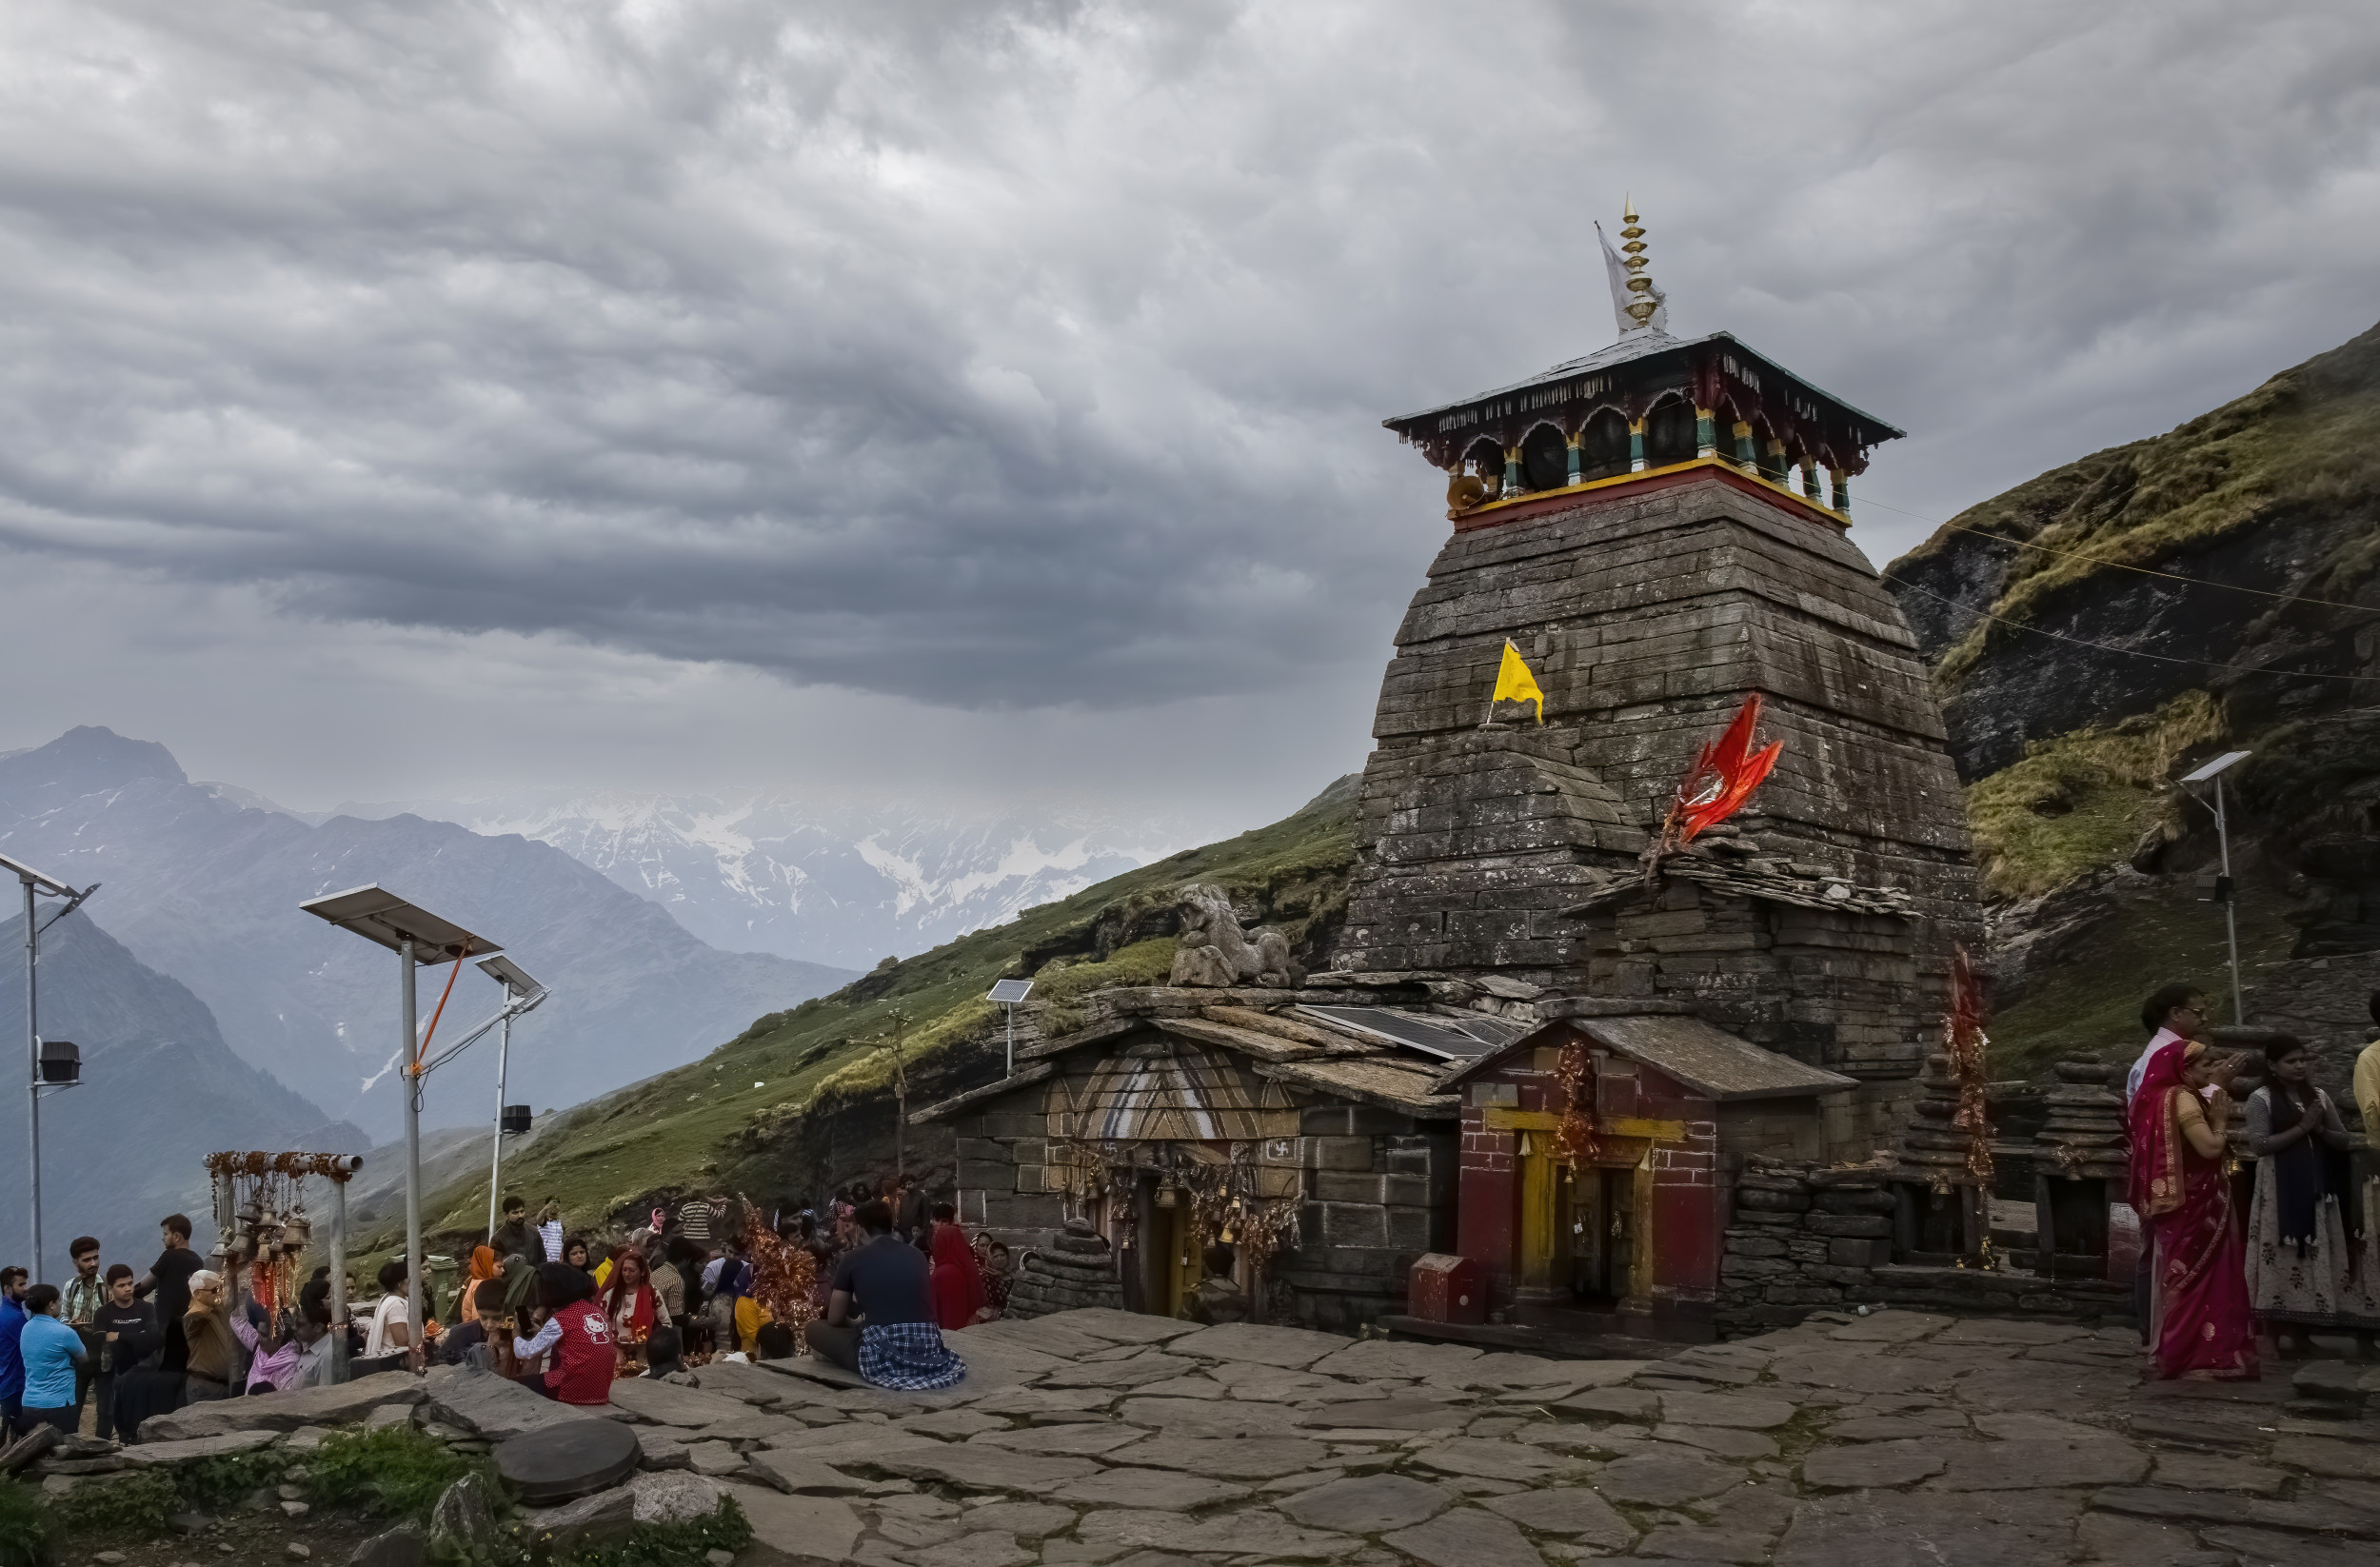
[14,1283,89,1438]
[803,1200,964,1391]
[0,1265,29,1432]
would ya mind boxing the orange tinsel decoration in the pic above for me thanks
[1552,1037,1600,1166]
[739,1200,818,1339]
[1944,944,1993,1185]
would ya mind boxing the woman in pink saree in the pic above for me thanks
[2128,1039,2258,1380]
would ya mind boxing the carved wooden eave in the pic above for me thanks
[1382,328,1905,476]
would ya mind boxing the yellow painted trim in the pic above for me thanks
[1447,453,1849,525]
[1484,1106,1685,1141]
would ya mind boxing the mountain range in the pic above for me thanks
[0,909,364,1260]
[306,790,1193,972]
[0,727,858,1144]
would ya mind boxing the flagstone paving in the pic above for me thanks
[616,1307,2380,1565]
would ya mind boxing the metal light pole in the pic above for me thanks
[6,853,92,1286]
[400,937,424,1353]
[475,955,547,1236]
[987,979,1033,1075]
[2178,750,2252,1025]
[302,885,496,1368]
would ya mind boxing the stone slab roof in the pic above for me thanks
[1447,1013,1857,1102]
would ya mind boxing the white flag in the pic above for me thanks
[1596,221,1667,335]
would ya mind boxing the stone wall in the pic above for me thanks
[1338,469,1983,1004]
[1716,1159,2133,1337]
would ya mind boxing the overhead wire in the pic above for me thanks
[1859,492,2376,613]
[1879,569,2378,685]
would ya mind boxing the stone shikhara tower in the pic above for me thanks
[1335,205,1981,1094]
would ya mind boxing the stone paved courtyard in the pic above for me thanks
[622,1308,2379,1567]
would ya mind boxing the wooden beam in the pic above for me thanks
[1484,1106,1685,1141]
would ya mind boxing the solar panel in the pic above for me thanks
[1295,1005,1520,1061]
[986,979,1035,1003]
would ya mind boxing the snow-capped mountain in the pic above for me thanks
[327,790,1200,970]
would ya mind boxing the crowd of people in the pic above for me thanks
[2126,982,2380,1380]
[0,1174,1002,1444]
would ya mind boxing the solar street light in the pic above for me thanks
[2173,751,2251,1025]
[987,979,1034,1075]
[5,851,96,1285]
[302,884,498,1359]
[474,953,548,1236]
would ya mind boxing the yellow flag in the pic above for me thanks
[1492,640,1545,723]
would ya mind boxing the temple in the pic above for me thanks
[926,206,1996,1341]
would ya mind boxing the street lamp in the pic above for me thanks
[986,979,1033,1075]
[3,852,95,1286]
[301,884,497,1361]
[475,954,548,1237]
[2176,750,2252,1025]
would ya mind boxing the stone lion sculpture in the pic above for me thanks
[1169,883,1300,988]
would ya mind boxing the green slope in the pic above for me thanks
[1888,321,2380,1075]
[359,776,1359,1254]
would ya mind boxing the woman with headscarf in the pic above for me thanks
[2245,1036,2378,1355]
[2129,1038,2258,1380]
[602,1250,669,1358]
[457,1246,500,1322]
[927,1203,987,1330]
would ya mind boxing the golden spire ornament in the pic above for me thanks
[1620,196,1661,329]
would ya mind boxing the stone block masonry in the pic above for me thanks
[1716,1160,2132,1337]
[1339,469,1982,1031]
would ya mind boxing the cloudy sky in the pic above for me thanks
[1,0,2373,836]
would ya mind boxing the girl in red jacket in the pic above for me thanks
[512,1263,615,1405]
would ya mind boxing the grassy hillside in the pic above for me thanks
[357,776,1359,1255]
[1888,322,2380,1075]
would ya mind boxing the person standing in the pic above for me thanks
[534,1200,565,1268]
[89,1265,157,1441]
[803,1200,965,1390]
[2245,1036,2378,1355]
[677,1193,718,1252]
[2131,1039,2259,1380]
[2356,990,2380,1277]
[132,1214,205,1374]
[926,1204,985,1330]
[61,1239,103,1425]
[492,1196,537,1264]
[12,1285,87,1438]
[179,1271,238,1405]
[2128,983,2211,1104]
[359,1260,415,1374]
[0,1267,29,1433]
[894,1175,928,1247]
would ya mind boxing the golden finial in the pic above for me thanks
[1619,199,1657,328]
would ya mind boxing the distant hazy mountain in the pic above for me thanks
[327,790,1193,971]
[0,728,859,1143]
[0,909,364,1265]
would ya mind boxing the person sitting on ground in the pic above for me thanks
[457,1245,500,1321]
[441,1293,514,1375]
[603,1249,670,1363]
[1182,1242,1251,1325]
[180,1270,238,1404]
[803,1200,966,1391]
[642,1324,687,1379]
[357,1259,416,1376]
[975,1239,1012,1319]
[511,1261,616,1405]
[12,1284,88,1438]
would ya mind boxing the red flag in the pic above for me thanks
[1666,694,1784,846]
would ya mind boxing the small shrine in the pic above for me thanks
[1433,1006,1856,1333]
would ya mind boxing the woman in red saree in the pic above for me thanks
[928,1203,987,1330]
[2128,1039,2258,1380]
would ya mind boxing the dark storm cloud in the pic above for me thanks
[0,1,2373,710]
